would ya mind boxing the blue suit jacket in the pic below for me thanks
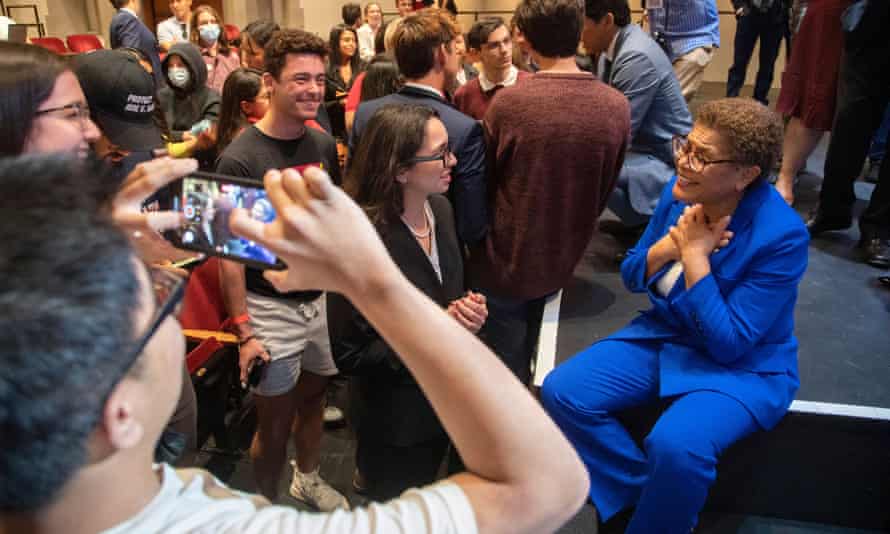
[600,24,692,216]
[614,177,809,429]
[110,10,163,86]
[351,85,487,244]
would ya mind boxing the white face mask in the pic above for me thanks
[168,66,191,88]
[199,23,221,44]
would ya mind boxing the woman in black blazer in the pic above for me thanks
[330,103,487,501]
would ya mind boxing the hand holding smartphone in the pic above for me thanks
[246,357,267,389]
[161,172,286,270]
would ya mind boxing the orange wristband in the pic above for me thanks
[231,313,250,325]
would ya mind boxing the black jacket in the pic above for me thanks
[328,195,464,446]
[110,10,163,86]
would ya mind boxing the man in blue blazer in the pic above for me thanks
[351,10,487,245]
[582,0,692,229]
[109,0,163,86]
[541,98,808,533]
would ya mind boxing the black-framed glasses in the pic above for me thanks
[672,135,739,173]
[34,102,92,128]
[407,145,454,167]
[124,267,187,365]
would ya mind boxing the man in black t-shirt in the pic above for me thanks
[216,29,348,512]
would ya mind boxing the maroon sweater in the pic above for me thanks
[453,70,532,121]
[468,72,630,300]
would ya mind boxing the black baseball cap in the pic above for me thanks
[72,50,164,151]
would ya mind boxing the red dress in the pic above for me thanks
[776,0,852,131]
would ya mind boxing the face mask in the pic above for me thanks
[199,23,221,44]
[168,66,191,88]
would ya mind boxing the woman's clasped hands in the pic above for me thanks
[669,204,734,260]
[447,291,488,334]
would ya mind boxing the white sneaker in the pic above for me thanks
[289,461,350,511]
[323,405,344,424]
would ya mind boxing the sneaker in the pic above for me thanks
[289,461,350,511]
[323,405,344,425]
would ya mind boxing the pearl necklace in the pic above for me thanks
[401,211,431,239]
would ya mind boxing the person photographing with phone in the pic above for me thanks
[0,152,588,534]
[215,28,347,511]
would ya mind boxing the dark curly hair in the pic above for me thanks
[695,97,783,181]
[264,29,329,80]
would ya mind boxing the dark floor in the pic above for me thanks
[195,83,890,533]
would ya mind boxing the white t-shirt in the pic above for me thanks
[356,23,377,63]
[157,16,189,45]
[102,464,478,534]
[655,261,684,297]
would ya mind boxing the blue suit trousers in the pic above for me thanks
[541,339,758,533]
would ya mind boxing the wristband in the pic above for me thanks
[231,313,251,325]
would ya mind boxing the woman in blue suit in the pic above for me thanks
[541,98,808,533]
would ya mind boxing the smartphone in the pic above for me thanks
[162,172,286,270]
[246,357,267,389]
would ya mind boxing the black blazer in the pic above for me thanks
[328,195,464,446]
[351,85,488,245]
[109,10,163,86]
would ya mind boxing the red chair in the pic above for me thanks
[30,37,68,55]
[179,257,237,373]
[177,257,249,451]
[66,34,103,53]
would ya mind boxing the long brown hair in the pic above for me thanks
[345,104,438,231]
[190,5,231,56]
[216,68,263,155]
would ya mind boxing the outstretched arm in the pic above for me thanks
[231,167,589,534]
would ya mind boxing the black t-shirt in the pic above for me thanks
[216,124,342,300]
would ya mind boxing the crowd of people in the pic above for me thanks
[1,0,889,532]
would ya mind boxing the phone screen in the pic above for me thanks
[167,175,283,269]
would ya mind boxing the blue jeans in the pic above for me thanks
[541,339,758,533]
[868,104,890,163]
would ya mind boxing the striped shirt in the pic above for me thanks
[648,0,720,59]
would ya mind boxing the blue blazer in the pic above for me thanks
[600,24,692,216]
[614,177,809,429]
[351,85,487,244]
[110,10,163,86]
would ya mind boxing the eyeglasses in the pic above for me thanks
[34,102,92,129]
[407,145,454,167]
[124,267,187,366]
[672,135,739,173]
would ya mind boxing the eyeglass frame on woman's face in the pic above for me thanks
[34,102,93,131]
[406,145,454,167]
[672,134,741,174]
[124,267,187,368]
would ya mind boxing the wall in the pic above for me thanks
[24,0,783,90]
[45,0,91,37]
